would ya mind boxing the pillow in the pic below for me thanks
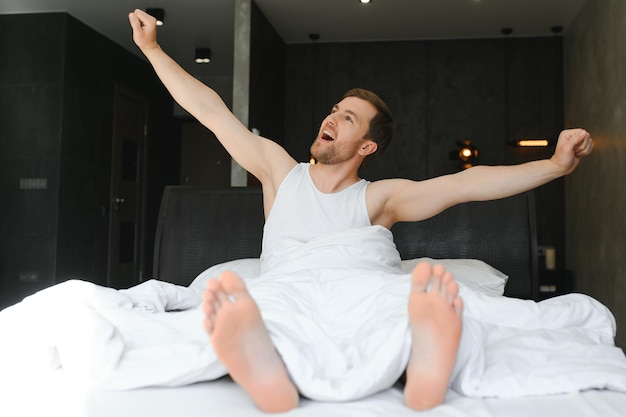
[190,257,508,297]
[400,258,508,297]
[189,258,260,290]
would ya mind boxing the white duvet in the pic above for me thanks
[1,226,625,402]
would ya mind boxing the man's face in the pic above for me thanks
[310,96,377,165]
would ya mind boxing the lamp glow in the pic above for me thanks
[517,139,550,147]
[460,147,473,159]
[450,140,479,169]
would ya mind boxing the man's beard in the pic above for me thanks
[310,140,354,165]
[310,143,336,165]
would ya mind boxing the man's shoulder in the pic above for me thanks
[365,178,414,227]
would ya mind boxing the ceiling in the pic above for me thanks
[1,0,587,80]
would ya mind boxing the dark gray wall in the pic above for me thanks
[564,0,626,347]
[250,1,286,147]
[283,37,562,179]
[0,13,64,309]
[0,13,177,308]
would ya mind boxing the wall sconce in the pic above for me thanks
[508,139,553,147]
[449,140,479,169]
[146,8,165,26]
[195,48,211,64]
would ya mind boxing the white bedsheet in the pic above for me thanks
[3,371,626,417]
[1,226,625,404]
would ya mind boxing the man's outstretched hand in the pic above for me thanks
[128,9,159,51]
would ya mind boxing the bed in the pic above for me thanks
[1,186,625,417]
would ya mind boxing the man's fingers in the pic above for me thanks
[562,129,586,147]
[128,10,145,31]
[129,9,155,29]
[128,9,160,50]
[575,136,593,156]
[569,129,593,157]
[128,11,139,28]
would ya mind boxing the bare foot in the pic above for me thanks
[202,271,299,413]
[404,262,463,410]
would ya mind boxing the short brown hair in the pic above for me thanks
[342,88,394,164]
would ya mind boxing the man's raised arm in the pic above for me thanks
[127,9,295,186]
[370,128,594,227]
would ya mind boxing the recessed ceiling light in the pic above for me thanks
[195,48,211,64]
[146,8,165,26]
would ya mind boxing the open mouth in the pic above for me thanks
[321,131,335,141]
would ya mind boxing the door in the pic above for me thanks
[107,86,148,289]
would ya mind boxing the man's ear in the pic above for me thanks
[359,140,378,156]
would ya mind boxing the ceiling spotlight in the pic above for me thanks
[195,48,211,64]
[146,8,165,26]
[359,0,372,4]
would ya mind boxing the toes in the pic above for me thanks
[429,276,442,292]
[430,264,449,293]
[202,289,218,334]
[202,279,224,333]
[203,316,215,333]
[215,288,231,306]
[203,279,222,311]
[431,265,458,300]
[441,271,453,286]
[432,264,446,279]
[411,262,461,305]
[204,274,243,307]
[202,292,215,316]
[445,278,459,303]
[453,297,464,316]
[411,262,434,292]
[220,270,248,294]
[201,271,249,337]
[426,264,448,293]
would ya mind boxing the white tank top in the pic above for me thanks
[261,163,371,266]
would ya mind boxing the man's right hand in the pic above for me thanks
[550,128,593,176]
[128,9,159,52]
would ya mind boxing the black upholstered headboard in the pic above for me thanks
[153,186,538,299]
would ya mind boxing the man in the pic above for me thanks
[128,9,593,413]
